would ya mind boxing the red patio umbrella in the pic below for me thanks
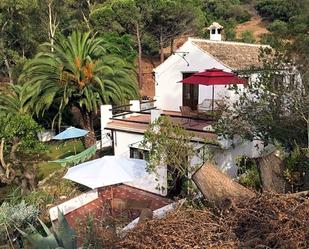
[180,68,246,111]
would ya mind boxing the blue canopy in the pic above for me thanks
[53,127,88,140]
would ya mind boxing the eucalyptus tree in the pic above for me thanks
[21,31,138,147]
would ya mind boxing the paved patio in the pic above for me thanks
[65,184,172,229]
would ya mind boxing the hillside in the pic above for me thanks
[235,15,269,41]
[235,3,269,41]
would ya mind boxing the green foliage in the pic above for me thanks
[284,145,309,190]
[0,83,38,115]
[0,200,39,244]
[91,0,204,58]
[20,209,77,249]
[201,0,251,40]
[0,0,42,81]
[141,116,201,196]
[148,0,205,50]
[7,187,54,211]
[99,33,137,64]
[90,0,152,35]
[202,0,251,23]
[267,20,289,37]
[20,31,138,129]
[142,116,195,176]
[239,30,256,43]
[236,156,261,191]
[0,114,44,153]
[256,0,304,22]
[215,49,309,149]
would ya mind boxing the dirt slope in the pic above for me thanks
[235,15,269,41]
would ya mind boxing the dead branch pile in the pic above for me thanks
[114,194,309,249]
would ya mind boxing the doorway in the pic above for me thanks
[182,72,199,110]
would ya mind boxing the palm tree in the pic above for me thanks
[0,83,38,115]
[20,31,138,147]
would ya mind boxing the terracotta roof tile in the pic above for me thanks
[191,39,270,71]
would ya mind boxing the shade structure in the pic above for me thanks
[181,68,246,85]
[180,68,246,111]
[53,126,88,140]
[63,156,147,189]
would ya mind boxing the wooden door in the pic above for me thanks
[182,73,199,110]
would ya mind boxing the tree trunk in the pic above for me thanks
[0,139,36,191]
[0,138,6,175]
[307,119,309,149]
[4,56,13,84]
[257,151,286,193]
[160,31,164,63]
[136,23,143,89]
[170,38,174,55]
[81,111,96,148]
[48,0,58,52]
[192,162,256,206]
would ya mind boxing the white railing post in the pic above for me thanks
[130,100,141,113]
[100,105,113,148]
[151,109,162,123]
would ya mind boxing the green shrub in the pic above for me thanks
[236,156,261,190]
[240,30,256,43]
[256,0,304,22]
[0,201,39,245]
[284,145,309,191]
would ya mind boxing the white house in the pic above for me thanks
[101,23,274,197]
[154,23,270,112]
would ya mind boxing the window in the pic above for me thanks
[211,29,216,34]
[130,147,149,160]
[218,29,222,34]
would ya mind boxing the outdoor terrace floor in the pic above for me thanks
[105,111,218,142]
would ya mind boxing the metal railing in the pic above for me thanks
[140,99,156,112]
[109,103,132,115]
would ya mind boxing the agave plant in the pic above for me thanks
[19,209,77,249]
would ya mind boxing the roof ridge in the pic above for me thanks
[188,37,270,48]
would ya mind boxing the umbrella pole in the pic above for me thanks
[72,139,76,155]
[212,85,215,113]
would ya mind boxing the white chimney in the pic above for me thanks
[208,22,223,41]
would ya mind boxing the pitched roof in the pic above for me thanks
[207,22,223,30]
[190,38,270,71]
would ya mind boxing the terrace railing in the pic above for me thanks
[140,99,157,112]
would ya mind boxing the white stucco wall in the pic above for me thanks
[49,189,98,221]
[113,130,167,196]
[113,131,144,157]
[212,139,267,177]
[154,40,245,112]
[111,130,272,194]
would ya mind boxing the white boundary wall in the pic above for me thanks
[49,189,98,221]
